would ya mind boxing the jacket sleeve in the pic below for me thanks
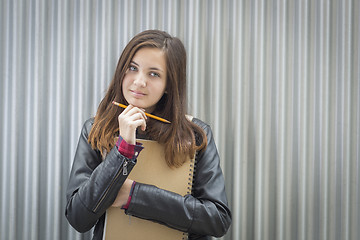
[125,120,232,238]
[65,119,136,233]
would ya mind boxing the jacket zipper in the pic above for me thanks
[93,159,129,212]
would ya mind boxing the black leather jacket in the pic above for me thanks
[65,118,232,240]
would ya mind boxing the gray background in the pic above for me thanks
[0,0,359,240]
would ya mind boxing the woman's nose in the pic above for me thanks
[133,72,147,87]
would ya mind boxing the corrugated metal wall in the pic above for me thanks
[0,0,359,240]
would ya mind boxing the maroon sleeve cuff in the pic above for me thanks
[121,181,136,210]
[116,136,144,159]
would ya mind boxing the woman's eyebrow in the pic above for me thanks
[130,61,139,66]
[149,67,164,72]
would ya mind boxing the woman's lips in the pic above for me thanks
[130,90,146,98]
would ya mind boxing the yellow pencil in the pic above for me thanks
[112,101,171,124]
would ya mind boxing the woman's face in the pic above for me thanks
[122,47,167,113]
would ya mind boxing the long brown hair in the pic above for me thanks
[88,30,207,167]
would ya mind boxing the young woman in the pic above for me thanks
[65,30,231,240]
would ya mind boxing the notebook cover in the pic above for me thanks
[103,139,194,240]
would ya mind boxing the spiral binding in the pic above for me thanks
[182,151,197,240]
[186,152,197,195]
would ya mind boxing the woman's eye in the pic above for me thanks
[150,72,160,78]
[129,65,137,71]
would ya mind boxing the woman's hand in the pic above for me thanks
[118,105,147,145]
[112,178,134,207]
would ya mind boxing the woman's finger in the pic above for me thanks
[122,105,147,120]
[120,104,133,115]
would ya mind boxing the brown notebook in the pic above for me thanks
[103,139,195,240]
